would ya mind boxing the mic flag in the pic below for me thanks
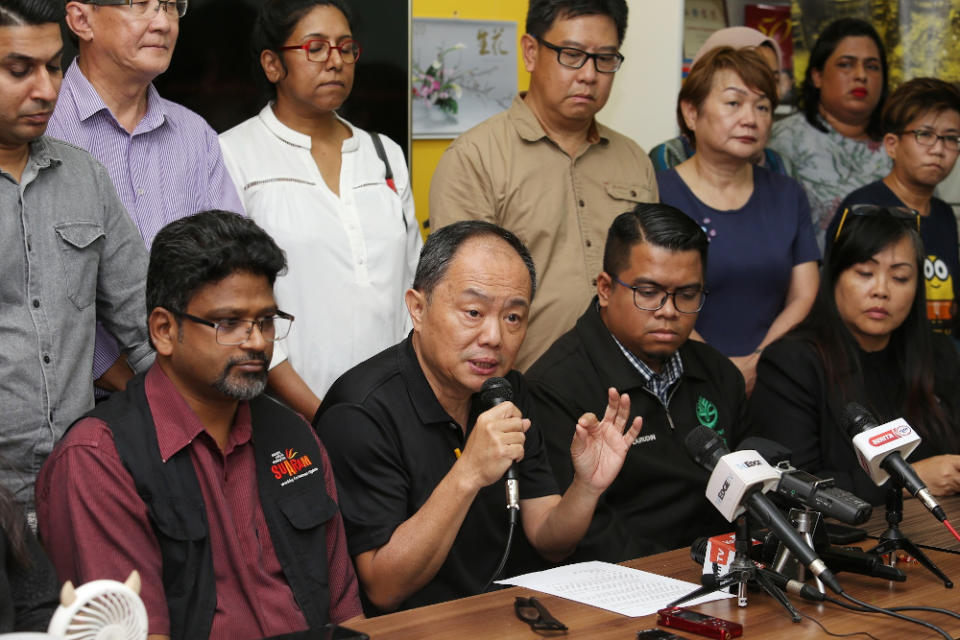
[842,402,946,522]
[683,427,780,522]
[842,402,921,486]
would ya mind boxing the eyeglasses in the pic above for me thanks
[902,129,960,152]
[514,597,567,633]
[614,277,706,314]
[535,37,624,73]
[81,0,188,19]
[169,309,294,346]
[833,204,920,242]
[278,39,361,64]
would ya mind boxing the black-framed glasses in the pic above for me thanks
[902,129,960,152]
[514,597,567,633]
[169,309,294,346]
[536,36,624,73]
[278,39,361,64]
[833,204,920,242]
[81,0,188,19]
[614,277,706,314]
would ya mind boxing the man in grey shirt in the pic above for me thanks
[0,0,152,522]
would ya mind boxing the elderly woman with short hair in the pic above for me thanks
[657,47,820,393]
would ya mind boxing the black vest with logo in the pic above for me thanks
[85,373,336,640]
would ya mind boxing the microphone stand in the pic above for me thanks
[770,508,906,584]
[867,480,953,588]
[668,515,802,622]
[772,508,825,593]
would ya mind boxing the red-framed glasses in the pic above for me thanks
[278,39,361,64]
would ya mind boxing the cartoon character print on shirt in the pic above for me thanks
[925,254,954,334]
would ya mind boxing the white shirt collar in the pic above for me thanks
[257,103,359,153]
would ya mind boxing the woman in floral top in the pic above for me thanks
[768,18,892,251]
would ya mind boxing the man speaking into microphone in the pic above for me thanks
[315,221,642,615]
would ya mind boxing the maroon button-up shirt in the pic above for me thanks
[37,365,361,638]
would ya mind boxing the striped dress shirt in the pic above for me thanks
[47,60,244,380]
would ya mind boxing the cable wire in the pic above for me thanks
[482,517,517,593]
[797,609,879,640]
[826,595,960,621]
[943,519,960,544]
[839,591,953,640]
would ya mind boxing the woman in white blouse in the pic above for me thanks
[220,0,421,410]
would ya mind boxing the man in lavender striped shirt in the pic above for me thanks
[46,0,249,395]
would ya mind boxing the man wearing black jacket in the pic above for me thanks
[527,203,748,562]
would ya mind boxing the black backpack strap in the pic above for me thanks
[370,131,397,194]
[89,374,215,640]
[370,131,410,233]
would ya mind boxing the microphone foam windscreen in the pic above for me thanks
[841,402,876,438]
[683,425,727,469]
[479,376,513,410]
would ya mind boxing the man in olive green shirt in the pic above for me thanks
[430,0,657,370]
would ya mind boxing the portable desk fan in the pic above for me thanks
[46,571,147,640]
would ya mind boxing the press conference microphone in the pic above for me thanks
[842,403,947,522]
[818,547,906,582]
[684,426,843,594]
[738,436,873,525]
[689,536,826,602]
[690,538,827,602]
[479,377,519,521]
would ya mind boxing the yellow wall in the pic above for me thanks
[411,1,530,232]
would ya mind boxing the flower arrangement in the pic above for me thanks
[412,43,466,116]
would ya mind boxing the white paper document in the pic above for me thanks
[497,561,734,618]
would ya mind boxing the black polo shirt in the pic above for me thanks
[525,300,748,563]
[314,335,558,614]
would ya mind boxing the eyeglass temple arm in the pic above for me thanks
[834,208,850,242]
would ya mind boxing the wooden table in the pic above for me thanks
[861,494,960,553]
[352,506,960,639]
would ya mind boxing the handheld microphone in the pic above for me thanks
[684,426,843,594]
[738,436,873,525]
[818,547,906,582]
[479,377,519,519]
[842,403,946,522]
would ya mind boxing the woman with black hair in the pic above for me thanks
[0,485,58,632]
[219,0,421,408]
[768,18,892,250]
[748,208,960,505]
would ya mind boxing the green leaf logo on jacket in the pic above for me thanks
[696,396,718,430]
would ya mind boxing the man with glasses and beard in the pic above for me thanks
[37,211,361,640]
[526,204,749,564]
